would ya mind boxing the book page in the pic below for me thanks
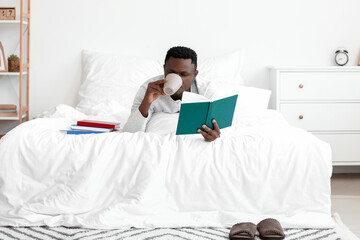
[182,91,210,103]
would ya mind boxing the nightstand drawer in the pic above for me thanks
[280,72,360,100]
[314,133,360,163]
[280,103,360,131]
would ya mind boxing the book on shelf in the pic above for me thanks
[0,109,17,113]
[0,112,17,117]
[71,124,113,133]
[176,92,238,135]
[77,120,120,129]
[0,104,17,110]
[60,130,104,135]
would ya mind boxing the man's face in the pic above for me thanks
[164,57,198,99]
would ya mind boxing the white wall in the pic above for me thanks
[25,0,360,117]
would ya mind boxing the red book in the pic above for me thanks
[77,120,119,129]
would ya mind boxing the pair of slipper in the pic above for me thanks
[229,218,285,240]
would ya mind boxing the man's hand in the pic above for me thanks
[139,79,167,117]
[198,119,221,142]
[144,79,167,104]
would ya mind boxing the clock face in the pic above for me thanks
[335,52,348,66]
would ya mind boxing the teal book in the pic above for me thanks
[176,92,238,135]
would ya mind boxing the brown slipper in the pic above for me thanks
[257,218,285,240]
[229,222,256,240]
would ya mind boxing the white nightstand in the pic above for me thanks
[269,67,360,166]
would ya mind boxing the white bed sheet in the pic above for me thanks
[0,105,333,229]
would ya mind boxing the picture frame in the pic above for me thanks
[0,41,7,72]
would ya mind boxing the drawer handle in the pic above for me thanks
[299,115,303,119]
[299,84,304,88]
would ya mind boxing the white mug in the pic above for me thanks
[164,73,182,96]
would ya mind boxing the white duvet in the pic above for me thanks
[0,105,333,229]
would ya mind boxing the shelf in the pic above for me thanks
[0,20,28,25]
[0,0,30,128]
[0,112,27,120]
[0,72,28,76]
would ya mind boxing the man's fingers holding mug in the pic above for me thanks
[149,84,166,96]
[152,79,167,85]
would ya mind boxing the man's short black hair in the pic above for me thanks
[165,46,197,70]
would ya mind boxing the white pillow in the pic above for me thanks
[216,83,271,115]
[77,49,244,116]
[77,50,163,115]
[197,50,244,84]
[236,85,271,113]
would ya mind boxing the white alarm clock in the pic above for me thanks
[335,49,349,66]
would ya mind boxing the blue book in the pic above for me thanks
[176,92,238,135]
[60,130,104,135]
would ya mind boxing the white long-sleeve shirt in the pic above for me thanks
[123,75,218,133]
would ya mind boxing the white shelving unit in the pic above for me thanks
[0,72,27,76]
[0,20,28,24]
[0,0,30,129]
[0,113,27,121]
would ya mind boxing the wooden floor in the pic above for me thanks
[331,173,360,238]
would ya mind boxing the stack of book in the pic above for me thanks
[61,120,120,135]
[0,104,17,117]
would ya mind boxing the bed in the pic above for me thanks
[0,50,333,229]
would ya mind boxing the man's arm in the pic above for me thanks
[138,79,167,117]
[123,86,149,133]
[123,79,166,133]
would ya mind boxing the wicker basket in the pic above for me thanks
[8,58,20,72]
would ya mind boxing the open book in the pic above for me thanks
[176,92,238,135]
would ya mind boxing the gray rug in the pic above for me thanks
[0,226,342,240]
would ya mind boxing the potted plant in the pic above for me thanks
[8,54,20,72]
